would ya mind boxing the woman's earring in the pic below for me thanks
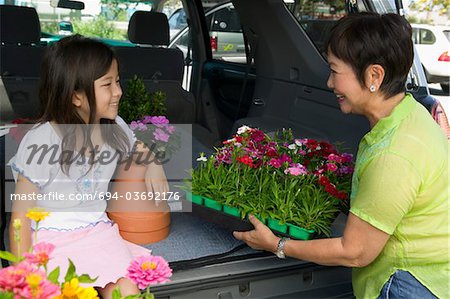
[369,85,376,93]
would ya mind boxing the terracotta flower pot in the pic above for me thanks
[108,211,171,245]
[107,159,171,245]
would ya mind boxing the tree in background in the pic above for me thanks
[72,16,127,39]
[100,0,130,20]
[410,0,449,15]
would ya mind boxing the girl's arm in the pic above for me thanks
[234,213,390,267]
[110,141,169,212]
[136,141,170,202]
[9,175,38,258]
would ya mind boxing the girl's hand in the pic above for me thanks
[145,161,170,199]
[233,215,280,253]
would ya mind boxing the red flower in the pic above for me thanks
[250,130,265,143]
[318,176,330,186]
[237,155,253,166]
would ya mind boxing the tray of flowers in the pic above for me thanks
[186,126,354,240]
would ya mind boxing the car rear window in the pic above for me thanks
[285,0,344,56]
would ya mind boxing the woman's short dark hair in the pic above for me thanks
[325,12,413,98]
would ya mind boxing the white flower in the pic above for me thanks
[288,143,296,150]
[237,125,251,135]
[294,139,304,146]
[196,152,207,162]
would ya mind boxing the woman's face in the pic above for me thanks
[327,51,369,115]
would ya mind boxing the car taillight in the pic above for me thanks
[438,51,450,62]
[210,36,218,52]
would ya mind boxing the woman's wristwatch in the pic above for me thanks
[275,237,290,259]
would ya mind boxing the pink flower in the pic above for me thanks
[23,242,55,266]
[148,116,169,127]
[20,273,60,299]
[326,163,338,172]
[327,153,340,162]
[166,125,176,134]
[153,128,170,142]
[250,130,265,143]
[269,158,282,168]
[0,262,59,299]
[284,164,308,176]
[126,255,172,289]
[0,262,34,293]
[130,121,147,131]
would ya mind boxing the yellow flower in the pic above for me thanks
[78,287,99,299]
[13,218,22,230]
[26,207,50,222]
[26,273,42,288]
[141,261,157,270]
[61,278,82,298]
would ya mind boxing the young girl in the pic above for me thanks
[9,35,168,298]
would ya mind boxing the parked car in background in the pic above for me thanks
[170,2,246,63]
[412,23,450,92]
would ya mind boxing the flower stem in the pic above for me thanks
[34,221,39,247]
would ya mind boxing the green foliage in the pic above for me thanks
[0,250,19,263]
[0,292,14,299]
[72,15,127,40]
[100,0,130,19]
[191,160,339,236]
[190,127,353,237]
[47,267,60,284]
[410,0,449,14]
[119,76,167,123]
[40,21,59,34]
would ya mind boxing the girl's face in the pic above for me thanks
[326,51,370,115]
[94,59,122,122]
[74,59,122,123]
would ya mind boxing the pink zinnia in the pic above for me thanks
[23,242,55,266]
[0,262,35,293]
[127,255,172,290]
[20,273,60,299]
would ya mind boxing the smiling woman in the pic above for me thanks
[234,12,449,299]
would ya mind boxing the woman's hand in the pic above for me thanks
[233,215,281,252]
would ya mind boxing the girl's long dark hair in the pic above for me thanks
[38,35,129,174]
